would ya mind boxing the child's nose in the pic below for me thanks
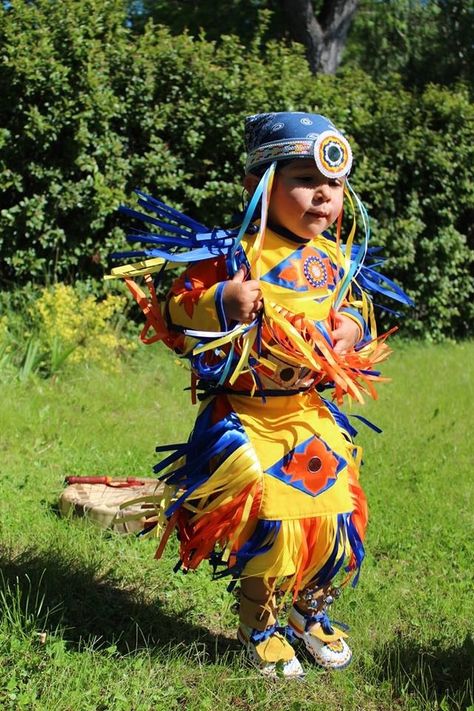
[312,183,330,202]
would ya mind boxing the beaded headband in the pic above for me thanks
[245,112,352,179]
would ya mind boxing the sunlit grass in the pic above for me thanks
[0,341,472,710]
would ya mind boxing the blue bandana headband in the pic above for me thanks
[245,112,352,179]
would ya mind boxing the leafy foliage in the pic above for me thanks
[0,283,135,379]
[128,0,281,43]
[0,0,472,338]
[346,0,474,93]
[130,0,474,93]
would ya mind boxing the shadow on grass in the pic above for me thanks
[374,635,474,710]
[0,547,240,663]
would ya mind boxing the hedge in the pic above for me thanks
[0,0,472,338]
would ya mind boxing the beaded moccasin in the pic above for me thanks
[288,606,352,670]
[237,623,305,679]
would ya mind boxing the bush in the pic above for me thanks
[0,283,135,380]
[0,0,472,338]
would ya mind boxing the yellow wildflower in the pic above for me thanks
[34,284,136,371]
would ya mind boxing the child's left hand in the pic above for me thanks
[331,314,361,354]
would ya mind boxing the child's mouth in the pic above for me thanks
[307,210,329,219]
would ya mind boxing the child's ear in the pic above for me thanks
[243,173,260,197]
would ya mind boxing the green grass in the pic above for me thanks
[0,341,473,710]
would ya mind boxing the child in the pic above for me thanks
[111,112,410,678]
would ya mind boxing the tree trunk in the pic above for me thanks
[281,0,359,74]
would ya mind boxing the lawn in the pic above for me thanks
[0,341,473,710]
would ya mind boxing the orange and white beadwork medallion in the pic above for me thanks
[313,130,352,179]
[303,255,327,289]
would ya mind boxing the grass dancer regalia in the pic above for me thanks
[107,112,412,640]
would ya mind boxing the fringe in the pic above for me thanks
[151,397,367,598]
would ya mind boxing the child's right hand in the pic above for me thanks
[223,267,263,322]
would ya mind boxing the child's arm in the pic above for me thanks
[166,257,229,335]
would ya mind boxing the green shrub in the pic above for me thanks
[0,283,135,380]
[0,0,472,338]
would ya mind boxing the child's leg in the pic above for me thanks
[237,576,304,678]
[288,581,352,670]
[293,582,331,615]
[239,576,277,630]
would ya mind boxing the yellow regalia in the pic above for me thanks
[108,115,411,601]
[124,224,377,598]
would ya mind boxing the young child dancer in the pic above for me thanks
[110,112,410,678]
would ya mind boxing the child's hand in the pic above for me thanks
[331,313,361,354]
[223,267,263,322]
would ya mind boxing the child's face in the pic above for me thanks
[267,159,345,239]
